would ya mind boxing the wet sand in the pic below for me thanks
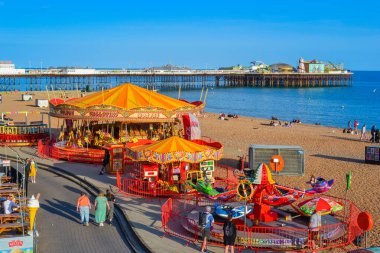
[1,91,379,246]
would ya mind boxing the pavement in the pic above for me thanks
[1,146,223,253]
[28,168,132,253]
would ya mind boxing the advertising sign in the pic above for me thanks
[0,236,34,252]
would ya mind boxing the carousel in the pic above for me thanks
[0,111,49,146]
[122,136,224,197]
[44,83,205,170]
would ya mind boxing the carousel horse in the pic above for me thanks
[66,131,75,147]
[77,139,84,148]
[58,131,65,141]
[94,136,99,146]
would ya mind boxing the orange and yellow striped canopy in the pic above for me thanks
[61,83,196,111]
[127,136,223,163]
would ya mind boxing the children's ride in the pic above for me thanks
[214,202,252,219]
[236,162,335,222]
[188,180,236,201]
[305,177,335,194]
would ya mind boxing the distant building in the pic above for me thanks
[269,63,295,73]
[219,64,246,71]
[60,67,97,75]
[0,61,25,74]
[145,64,192,73]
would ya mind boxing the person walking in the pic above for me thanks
[370,125,376,143]
[309,210,322,253]
[23,158,31,196]
[94,192,109,227]
[199,206,214,253]
[76,192,91,226]
[360,124,367,141]
[347,120,352,132]
[223,214,237,253]
[353,120,359,135]
[99,149,110,175]
[106,189,116,225]
[29,158,38,184]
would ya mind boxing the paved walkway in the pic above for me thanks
[5,146,223,253]
[15,161,132,253]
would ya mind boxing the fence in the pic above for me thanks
[0,133,48,146]
[161,196,363,252]
[37,140,104,164]
[120,177,237,200]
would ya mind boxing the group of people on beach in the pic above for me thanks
[76,189,115,227]
[218,113,239,121]
[346,120,378,142]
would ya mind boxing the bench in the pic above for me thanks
[0,183,18,190]
[0,213,28,224]
[0,189,23,197]
[0,222,29,234]
[0,176,12,183]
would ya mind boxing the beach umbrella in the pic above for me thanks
[298,197,343,216]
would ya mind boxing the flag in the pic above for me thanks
[346,171,352,191]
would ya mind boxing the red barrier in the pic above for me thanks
[120,177,238,200]
[37,140,104,164]
[161,196,364,252]
[0,133,48,146]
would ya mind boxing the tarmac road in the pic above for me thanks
[29,168,132,253]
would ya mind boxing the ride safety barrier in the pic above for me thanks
[161,196,363,252]
[0,133,48,146]
[37,140,104,163]
[119,177,236,199]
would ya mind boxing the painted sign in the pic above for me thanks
[0,236,34,252]
[200,160,214,172]
[308,63,325,73]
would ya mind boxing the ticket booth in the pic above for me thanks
[200,160,215,181]
[142,163,159,181]
[105,145,125,174]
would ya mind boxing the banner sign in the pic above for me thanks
[0,236,34,252]
[182,113,201,140]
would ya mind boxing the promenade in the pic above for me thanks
[3,146,224,253]
[28,168,131,253]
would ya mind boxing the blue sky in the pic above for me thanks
[0,0,379,70]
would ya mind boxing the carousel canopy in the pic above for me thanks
[126,136,223,164]
[49,83,204,122]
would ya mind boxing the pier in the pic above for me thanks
[0,71,353,91]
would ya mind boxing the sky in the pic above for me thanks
[0,0,380,70]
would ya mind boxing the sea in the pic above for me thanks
[162,71,380,129]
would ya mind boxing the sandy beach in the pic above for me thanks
[1,91,379,246]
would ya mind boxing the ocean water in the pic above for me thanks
[162,71,380,128]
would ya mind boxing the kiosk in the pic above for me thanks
[105,145,125,174]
